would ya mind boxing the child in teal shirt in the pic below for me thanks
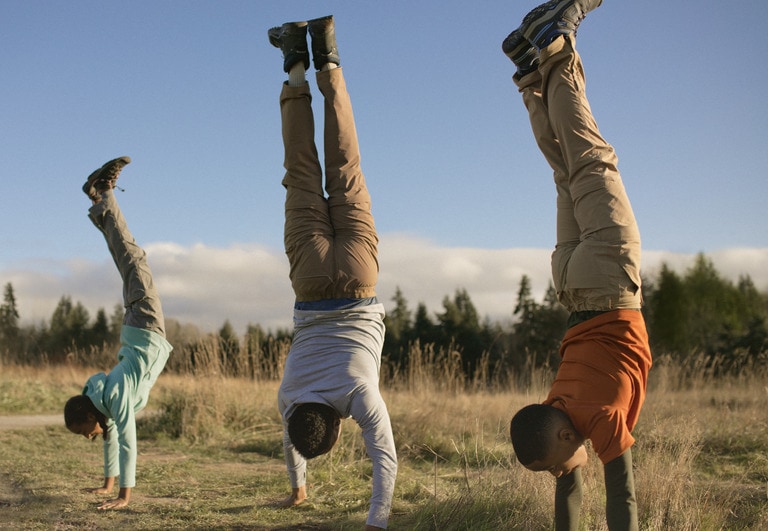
[64,156,172,510]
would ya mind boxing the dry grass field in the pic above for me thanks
[1,351,767,530]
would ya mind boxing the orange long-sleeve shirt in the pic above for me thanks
[545,309,653,464]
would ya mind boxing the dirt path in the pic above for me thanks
[0,414,62,430]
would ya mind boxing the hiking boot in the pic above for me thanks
[307,15,340,70]
[502,29,539,76]
[268,21,309,73]
[82,156,131,201]
[520,0,603,50]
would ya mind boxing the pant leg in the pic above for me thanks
[316,68,378,299]
[604,449,639,530]
[88,191,165,336]
[280,81,336,301]
[539,36,642,312]
[513,70,580,299]
[554,467,582,531]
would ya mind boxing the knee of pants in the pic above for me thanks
[124,303,165,336]
[553,242,642,311]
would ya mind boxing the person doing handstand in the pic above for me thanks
[64,156,173,510]
[503,1,653,530]
[268,15,397,531]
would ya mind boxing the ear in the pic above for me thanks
[558,426,577,442]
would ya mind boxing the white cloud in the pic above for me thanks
[3,236,768,336]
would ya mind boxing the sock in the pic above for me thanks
[320,63,338,72]
[288,63,306,87]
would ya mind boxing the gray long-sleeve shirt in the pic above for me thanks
[278,302,397,529]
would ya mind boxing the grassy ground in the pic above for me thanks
[1,362,767,530]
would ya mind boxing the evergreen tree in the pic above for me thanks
[436,289,484,372]
[647,263,688,354]
[89,308,110,347]
[0,282,20,351]
[412,302,439,346]
[219,319,241,375]
[511,277,567,368]
[383,287,412,365]
[646,254,768,368]
[733,276,768,354]
[109,303,124,339]
[46,296,90,357]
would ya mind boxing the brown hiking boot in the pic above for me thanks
[82,156,131,201]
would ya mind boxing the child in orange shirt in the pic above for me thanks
[504,1,653,529]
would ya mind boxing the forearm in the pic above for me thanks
[352,391,398,529]
[554,467,582,531]
[361,420,397,528]
[604,449,638,531]
[283,430,307,488]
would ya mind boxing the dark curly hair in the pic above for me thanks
[288,402,341,459]
[64,394,109,440]
[509,403,571,466]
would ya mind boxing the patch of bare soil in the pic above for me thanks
[0,414,61,430]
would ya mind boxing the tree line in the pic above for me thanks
[1,253,766,377]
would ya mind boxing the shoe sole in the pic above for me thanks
[502,30,530,59]
[268,22,308,48]
[268,22,309,72]
[83,156,130,196]
[521,0,575,46]
[307,15,333,37]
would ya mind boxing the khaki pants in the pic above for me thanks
[88,191,166,336]
[514,36,642,312]
[281,68,378,302]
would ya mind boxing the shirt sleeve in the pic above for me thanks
[102,420,119,479]
[115,405,137,488]
[282,418,307,489]
[352,388,398,529]
[105,370,138,488]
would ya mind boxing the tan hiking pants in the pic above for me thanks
[514,36,642,312]
[280,68,378,302]
[88,191,166,336]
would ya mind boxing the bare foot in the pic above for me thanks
[276,487,306,508]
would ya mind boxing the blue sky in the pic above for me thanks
[2,1,767,333]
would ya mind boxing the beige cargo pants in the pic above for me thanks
[280,67,379,302]
[514,36,642,312]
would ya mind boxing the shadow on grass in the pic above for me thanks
[394,490,549,530]
[231,440,284,459]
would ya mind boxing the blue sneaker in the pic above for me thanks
[520,0,602,50]
[502,29,539,76]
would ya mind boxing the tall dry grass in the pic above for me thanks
[2,340,768,528]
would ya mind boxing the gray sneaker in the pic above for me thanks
[520,0,603,50]
[82,156,131,201]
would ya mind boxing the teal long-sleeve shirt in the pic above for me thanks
[83,325,172,488]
